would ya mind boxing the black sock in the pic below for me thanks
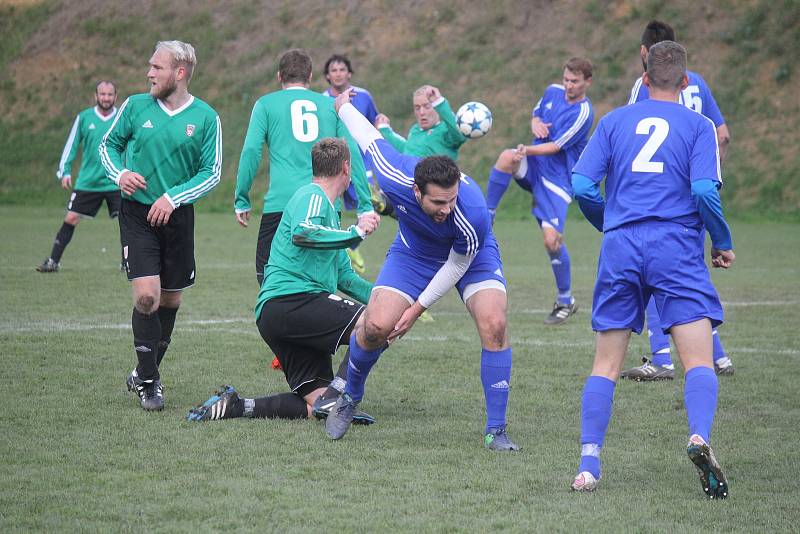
[50,222,76,263]
[321,350,350,400]
[156,306,179,367]
[132,308,161,381]
[252,392,308,419]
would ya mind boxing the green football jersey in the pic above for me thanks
[234,87,371,215]
[378,98,466,160]
[100,93,222,206]
[57,106,119,192]
[255,182,372,319]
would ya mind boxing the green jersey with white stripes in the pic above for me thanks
[378,98,466,160]
[234,87,371,215]
[57,106,119,192]
[255,182,372,319]
[100,93,222,206]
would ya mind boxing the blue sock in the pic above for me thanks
[579,375,616,478]
[344,333,383,402]
[712,329,727,364]
[646,298,673,367]
[548,245,572,305]
[480,348,512,433]
[486,167,512,210]
[684,366,718,443]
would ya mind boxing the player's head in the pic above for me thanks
[563,57,593,103]
[279,49,313,86]
[312,138,351,183]
[640,20,675,69]
[644,40,688,92]
[413,85,438,130]
[413,156,461,223]
[324,54,353,91]
[94,80,117,111]
[148,40,196,99]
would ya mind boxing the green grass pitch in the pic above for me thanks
[1,205,798,531]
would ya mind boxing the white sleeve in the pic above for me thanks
[417,248,475,309]
[339,102,382,152]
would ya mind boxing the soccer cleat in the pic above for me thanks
[36,258,59,273]
[187,385,240,421]
[687,434,729,499]
[312,395,376,425]
[571,471,600,492]
[370,185,395,218]
[620,358,675,381]
[484,427,520,451]
[325,392,360,440]
[418,310,434,323]
[127,371,164,411]
[347,248,366,275]
[544,301,578,325]
[715,359,735,376]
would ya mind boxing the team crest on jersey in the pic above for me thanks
[142,120,154,128]
[186,124,196,137]
[545,102,553,110]
[397,204,407,213]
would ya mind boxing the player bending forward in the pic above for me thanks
[569,41,734,499]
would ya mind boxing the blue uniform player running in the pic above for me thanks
[569,41,734,498]
[323,90,519,451]
[485,57,594,325]
[622,20,734,381]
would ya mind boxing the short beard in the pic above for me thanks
[150,74,177,101]
[97,101,114,112]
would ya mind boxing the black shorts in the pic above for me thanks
[257,292,363,396]
[119,199,196,290]
[255,211,283,285]
[67,190,122,218]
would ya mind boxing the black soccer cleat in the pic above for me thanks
[544,301,578,325]
[127,370,164,411]
[484,426,521,451]
[325,393,360,440]
[620,358,675,381]
[36,258,59,273]
[187,385,241,421]
[687,434,729,499]
[714,359,735,376]
[312,395,375,425]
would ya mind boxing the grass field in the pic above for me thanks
[1,205,798,532]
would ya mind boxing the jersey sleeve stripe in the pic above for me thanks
[453,205,479,255]
[99,97,131,183]
[171,115,223,204]
[367,143,414,187]
[57,115,80,179]
[628,77,643,105]
[554,102,590,148]
[700,114,723,185]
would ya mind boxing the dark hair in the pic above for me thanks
[324,54,353,76]
[564,57,593,80]
[279,49,312,84]
[95,80,117,93]
[312,138,350,178]
[414,156,461,194]
[642,20,675,50]
[646,41,687,90]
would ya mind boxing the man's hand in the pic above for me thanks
[118,171,147,196]
[60,176,73,190]
[235,210,251,228]
[426,85,442,103]
[531,117,552,139]
[512,144,526,164]
[711,248,735,269]
[334,88,354,113]
[146,195,175,226]
[375,113,391,127]
[388,301,426,341]
[357,212,381,236]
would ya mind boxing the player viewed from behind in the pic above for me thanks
[569,41,734,498]
[324,90,518,452]
[188,138,380,424]
[622,19,735,381]
[37,81,121,273]
[234,49,374,286]
[100,40,222,412]
[485,58,594,325]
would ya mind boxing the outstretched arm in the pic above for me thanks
[572,173,605,232]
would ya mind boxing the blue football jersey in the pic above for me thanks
[573,99,721,232]
[323,85,379,124]
[531,84,594,187]
[362,139,491,262]
[628,71,725,127]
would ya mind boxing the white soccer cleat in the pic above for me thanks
[571,471,600,492]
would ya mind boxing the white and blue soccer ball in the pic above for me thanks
[456,101,492,139]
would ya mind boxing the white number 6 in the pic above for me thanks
[631,117,669,173]
[290,100,319,142]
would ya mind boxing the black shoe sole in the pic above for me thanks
[688,443,728,499]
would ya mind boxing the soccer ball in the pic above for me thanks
[456,101,492,139]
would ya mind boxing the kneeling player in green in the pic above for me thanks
[188,138,380,423]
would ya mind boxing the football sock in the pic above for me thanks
[646,298,674,367]
[485,167,512,210]
[251,393,307,419]
[481,347,512,433]
[344,333,383,402]
[321,351,350,400]
[684,366,718,443]
[50,222,76,263]
[156,306,178,367]
[132,308,161,381]
[712,329,729,364]
[579,375,616,478]
[548,245,572,305]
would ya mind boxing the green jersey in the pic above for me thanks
[378,98,466,159]
[255,182,372,319]
[100,93,222,206]
[57,106,119,192]
[234,87,372,215]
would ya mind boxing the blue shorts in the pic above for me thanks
[519,156,572,233]
[592,221,723,334]
[374,237,506,303]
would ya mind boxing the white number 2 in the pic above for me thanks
[290,100,319,142]
[631,117,669,173]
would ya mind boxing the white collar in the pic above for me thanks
[157,95,195,117]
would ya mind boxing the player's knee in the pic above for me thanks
[64,212,80,225]
[544,234,562,254]
[134,294,158,314]
[495,150,517,172]
[481,315,508,348]
[362,317,390,346]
